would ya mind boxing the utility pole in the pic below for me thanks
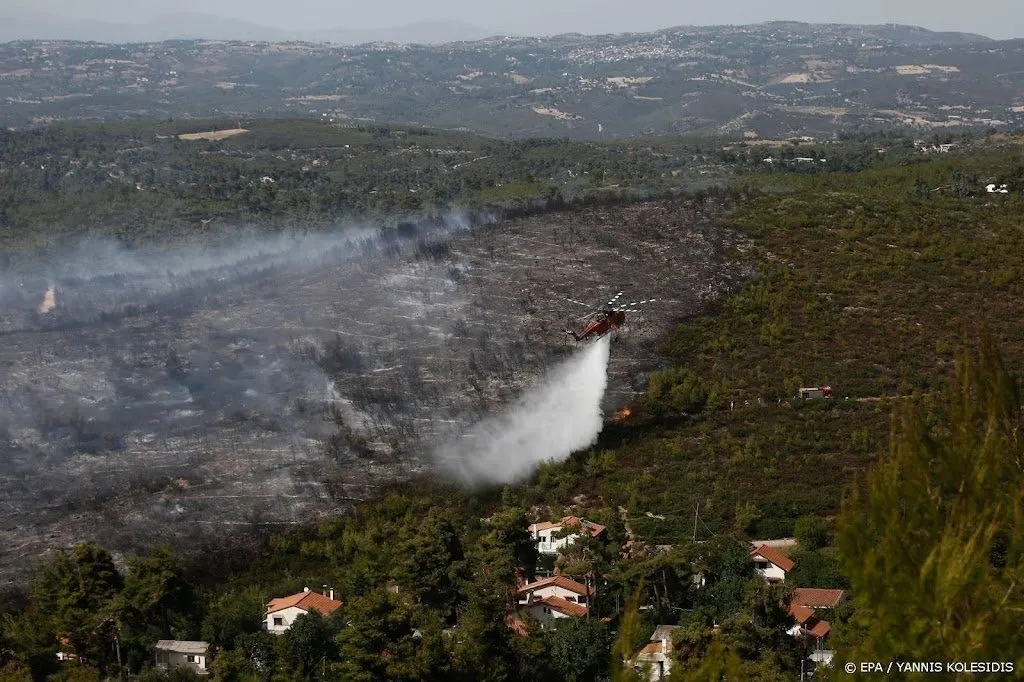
[692,502,699,542]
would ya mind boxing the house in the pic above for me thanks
[787,604,834,666]
[266,587,342,634]
[750,544,795,583]
[528,515,607,555]
[798,386,832,400]
[517,575,592,607]
[632,625,678,680]
[155,641,210,675]
[522,595,588,629]
[790,588,846,609]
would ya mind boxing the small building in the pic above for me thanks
[517,575,592,607]
[790,588,846,609]
[528,515,607,555]
[788,604,833,666]
[632,625,678,680]
[750,544,795,583]
[155,641,210,675]
[522,595,588,629]
[266,587,342,634]
[798,386,832,400]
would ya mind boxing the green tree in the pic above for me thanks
[32,544,123,666]
[200,587,266,649]
[784,550,847,590]
[280,610,339,679]
[391,509,468,622]
[116,546,196,665]
[334,589,427,682]
[543,618,612,682]
[793,516,829,551]
[833,333,1024,671]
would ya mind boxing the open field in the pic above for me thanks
[177,128,249,140]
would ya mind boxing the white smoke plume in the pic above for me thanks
[438,334,612,484]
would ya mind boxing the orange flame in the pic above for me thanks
[615,407,632,422]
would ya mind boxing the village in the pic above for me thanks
[139,505,841,679]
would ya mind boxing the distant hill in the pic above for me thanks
[0,9,496,45]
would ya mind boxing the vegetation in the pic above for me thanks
[1,122,1023,678]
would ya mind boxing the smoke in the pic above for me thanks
[437,334,612,484]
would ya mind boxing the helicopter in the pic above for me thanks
[564,291,654,344]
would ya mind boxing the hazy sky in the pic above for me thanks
[11,0,1024,40]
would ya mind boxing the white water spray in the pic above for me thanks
[438,334,612,484]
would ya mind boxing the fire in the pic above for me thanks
[615,407,632,421]
[38,286,56,314]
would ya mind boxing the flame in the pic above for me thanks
[615,407,632,421]
[38,286,56,314]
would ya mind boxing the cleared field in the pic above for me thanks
[178,128,249,141]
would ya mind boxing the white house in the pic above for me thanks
[522,595,588,629]
[632,625,678,681]
[517,575,591,607]
[155,641,210,675]
[788,604,834,666]
[266,587,342,634]
[750,544,795,583]
[788,588,845,667]
[528,516,607,555]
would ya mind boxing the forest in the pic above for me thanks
[0,122,1022,680]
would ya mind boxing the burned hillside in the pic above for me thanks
[0,199,747,579]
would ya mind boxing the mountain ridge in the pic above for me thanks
[0,10,995,46]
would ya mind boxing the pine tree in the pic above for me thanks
[833,331,1024,673]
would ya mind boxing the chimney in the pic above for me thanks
[303,587,310,592]
[329,588,335,601]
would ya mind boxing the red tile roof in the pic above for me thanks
[639,640,671,656]
[528,516,607,537]
[533,596,588,618]
[517,575,590,597]
[791,588,845,608]
[789,604,815,625]
[788,604,831,640]
[750,544,795,572]
[267,590,342,617]
[806,619,831,638]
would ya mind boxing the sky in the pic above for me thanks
[9,0,1024,40]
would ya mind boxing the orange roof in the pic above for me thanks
[789,604,815,625]
[528,516,607,537]
[528,520,560,533]
[639,640,671,656]
[267,590,342,617]
[791,588,845,608]
[750,544,795,572]
[517,575,590,597]
[806,619,831,638]
[533,596,588,617]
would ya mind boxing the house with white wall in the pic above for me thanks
[522,595,588,629]
[517,575,591,608]
[788,588,845,667]
[528,516,607,555]
[266,587,342,634]
[631,625,678,681]
[788,604,834,666]
[155,641,209,675]
[750,544,795,583]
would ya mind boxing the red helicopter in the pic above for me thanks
[564,291,654,344]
